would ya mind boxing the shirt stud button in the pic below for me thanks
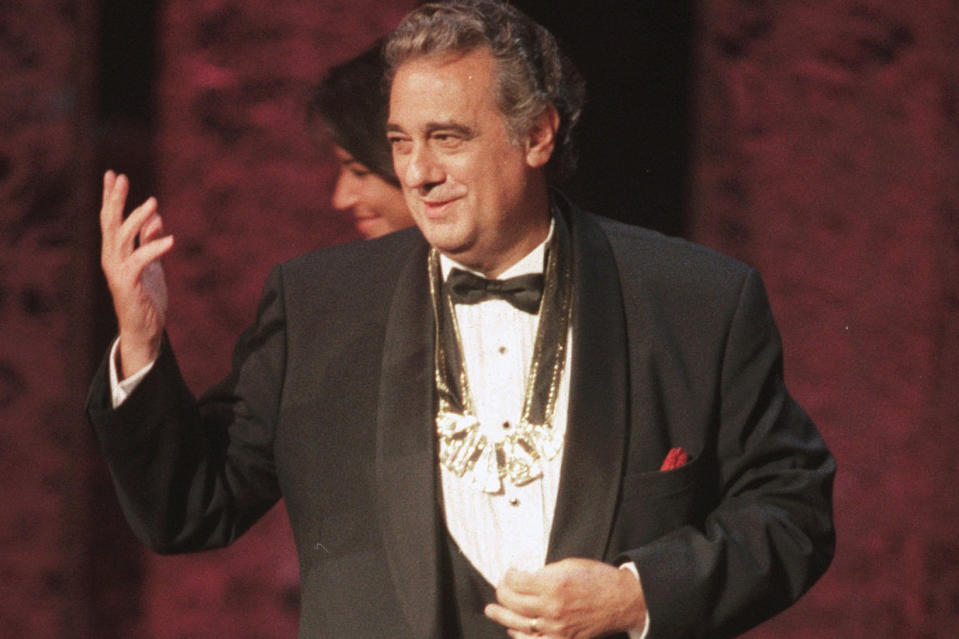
[498,345,507,354]
[502,421,511,430]
[508,497,520,506]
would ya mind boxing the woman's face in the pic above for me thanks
[331,146,414,239]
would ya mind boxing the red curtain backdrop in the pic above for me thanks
[1,0,956,636]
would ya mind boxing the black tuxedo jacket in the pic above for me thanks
[88,201,834,638]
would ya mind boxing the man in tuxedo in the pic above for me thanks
[88,1,835,637]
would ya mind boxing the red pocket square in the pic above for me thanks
[660,447,688,471]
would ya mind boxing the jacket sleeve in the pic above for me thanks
[86,265,288,554]
[621,269,836,638]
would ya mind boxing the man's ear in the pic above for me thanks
[524,105,560,169]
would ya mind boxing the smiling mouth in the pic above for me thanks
[421,197,459,218]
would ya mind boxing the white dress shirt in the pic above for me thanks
[438,242,571,588]
[439,235,648,639]
[109,339,154,408]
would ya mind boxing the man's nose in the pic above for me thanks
[331,170,359,211]
[401,143,444,191]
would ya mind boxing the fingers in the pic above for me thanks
[102,169,116,204]
[490,560,639,638]
[100,171,160,248]
[117,196,159,252]
[98,172,174,294]
[127,234,175,281]
[140,206,165,243]
[100,170,128,235]
[496,581,541,617]
[100,170,168,262]
[503,567,543,594]
[129,203,174,279]
[485,603,549,637]
[498,567,550,616]
[488,569,551,636]
[101,197,164,274]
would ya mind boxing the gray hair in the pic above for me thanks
[384,0,585,180]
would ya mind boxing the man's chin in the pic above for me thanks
[421,228,472,260]
[416,216,456,241]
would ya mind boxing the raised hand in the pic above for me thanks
[99,170,175,378]
[484,558,646,639]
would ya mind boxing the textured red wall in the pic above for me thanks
[691,1,959,637]
[0,1,98,637]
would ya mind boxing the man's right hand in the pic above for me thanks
[100,170,175,379]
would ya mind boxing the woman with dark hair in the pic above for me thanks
[307,42,414,239]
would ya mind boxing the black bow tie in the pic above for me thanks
[446,268,544,314]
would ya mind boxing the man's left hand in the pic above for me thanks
[484,557,646,639]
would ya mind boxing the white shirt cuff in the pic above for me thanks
[108,337,157,409]
[619,562,651,639]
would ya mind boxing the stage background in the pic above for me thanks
[1,0,957,636]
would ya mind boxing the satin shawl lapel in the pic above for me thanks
[374,239,442,638]
[547,208,629,563]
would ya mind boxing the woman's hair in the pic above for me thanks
[307,41,398,186]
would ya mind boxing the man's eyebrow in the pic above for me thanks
[385,121,477,138]
[424,121,476,138]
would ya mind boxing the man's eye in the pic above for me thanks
[433,133,462,147]
[388,137,412,154]
[349,168,371,177]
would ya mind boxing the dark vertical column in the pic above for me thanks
[95,0,159,200]
[86,0,160,636]
[511,0,695,236]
